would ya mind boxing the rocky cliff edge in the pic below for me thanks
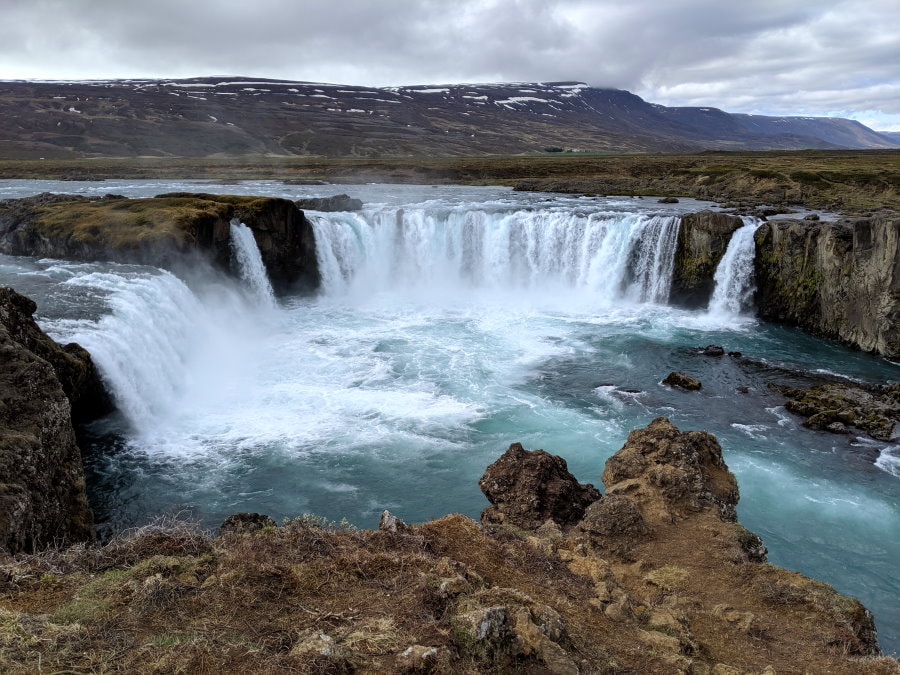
[1,418,895,673]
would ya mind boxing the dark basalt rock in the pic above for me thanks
[663,371,702,390]
[479,442,600,530]
[219,513,276,535]
[754,213,900,358]
[771,382,899,441]
[670,211,746,308]
[295,194,363,212]
[695,344,725,357]
[0,288,99,553]
[579,494,649,539]
[0,288,111,423]
[657,196,679,204]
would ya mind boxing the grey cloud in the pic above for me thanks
[1,0,898,124]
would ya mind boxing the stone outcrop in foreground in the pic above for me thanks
[0,288,107,554]
[755,212,900,358]
[1,419,893,673]
[0,192,320,292]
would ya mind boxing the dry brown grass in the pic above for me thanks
[0,511,897,673]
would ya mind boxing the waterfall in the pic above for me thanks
[708,218,760,316]
[229,219,276,308]
[309,208,681,303]
[60,269,266,438]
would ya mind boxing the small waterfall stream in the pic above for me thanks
[708,218,760,316]
[229,219,277,308]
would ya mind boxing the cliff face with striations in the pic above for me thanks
[0,288,107,553]
[0,193,320,292]
[754,212,900,358]
[1,418,893,673]
[670,210,744,307]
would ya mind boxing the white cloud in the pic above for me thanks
[0,0,897,120]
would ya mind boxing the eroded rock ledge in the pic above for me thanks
[1,418,893,673]
[0,192,320,292]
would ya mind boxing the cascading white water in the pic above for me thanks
[229,219,276,308]
[310,208,681,303]
[59,269,268,440]
[708,218,760,316]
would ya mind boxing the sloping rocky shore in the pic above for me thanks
[0,417,895,673]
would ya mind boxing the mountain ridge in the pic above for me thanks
[0,77,896,158]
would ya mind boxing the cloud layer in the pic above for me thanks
[3,0,899,128]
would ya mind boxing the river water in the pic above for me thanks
[1,180,897,652]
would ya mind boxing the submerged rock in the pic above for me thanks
[663,371,702,390]
[658,196,679,203]
[479,442,600,530]
[695,344,725,357]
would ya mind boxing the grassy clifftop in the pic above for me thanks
[0,150,898,210]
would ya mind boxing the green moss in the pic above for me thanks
[31,197,234,250]
[53,569,129,625]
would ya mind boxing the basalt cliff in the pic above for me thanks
[671,209,900,358]
[754,212,900,358]
[0,418,895,673]
[0,288,108,554]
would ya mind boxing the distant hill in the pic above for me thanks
[878,131,900,144]
[0,77,897,158]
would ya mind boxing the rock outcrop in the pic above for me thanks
[771,381,900,440]
[670,210,744,307]
[663,371,702,390]
[602,417,739,522]
[0,193,320,292]
[0,288,101,553]
[295,193,363,212]
[754,212,900,358]
[0,419,891,672]
[479,442,600,529]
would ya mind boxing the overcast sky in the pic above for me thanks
[3,0,899,130]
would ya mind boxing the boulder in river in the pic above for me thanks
[663,371,702,390]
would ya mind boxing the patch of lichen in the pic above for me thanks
[31,197,233,249]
